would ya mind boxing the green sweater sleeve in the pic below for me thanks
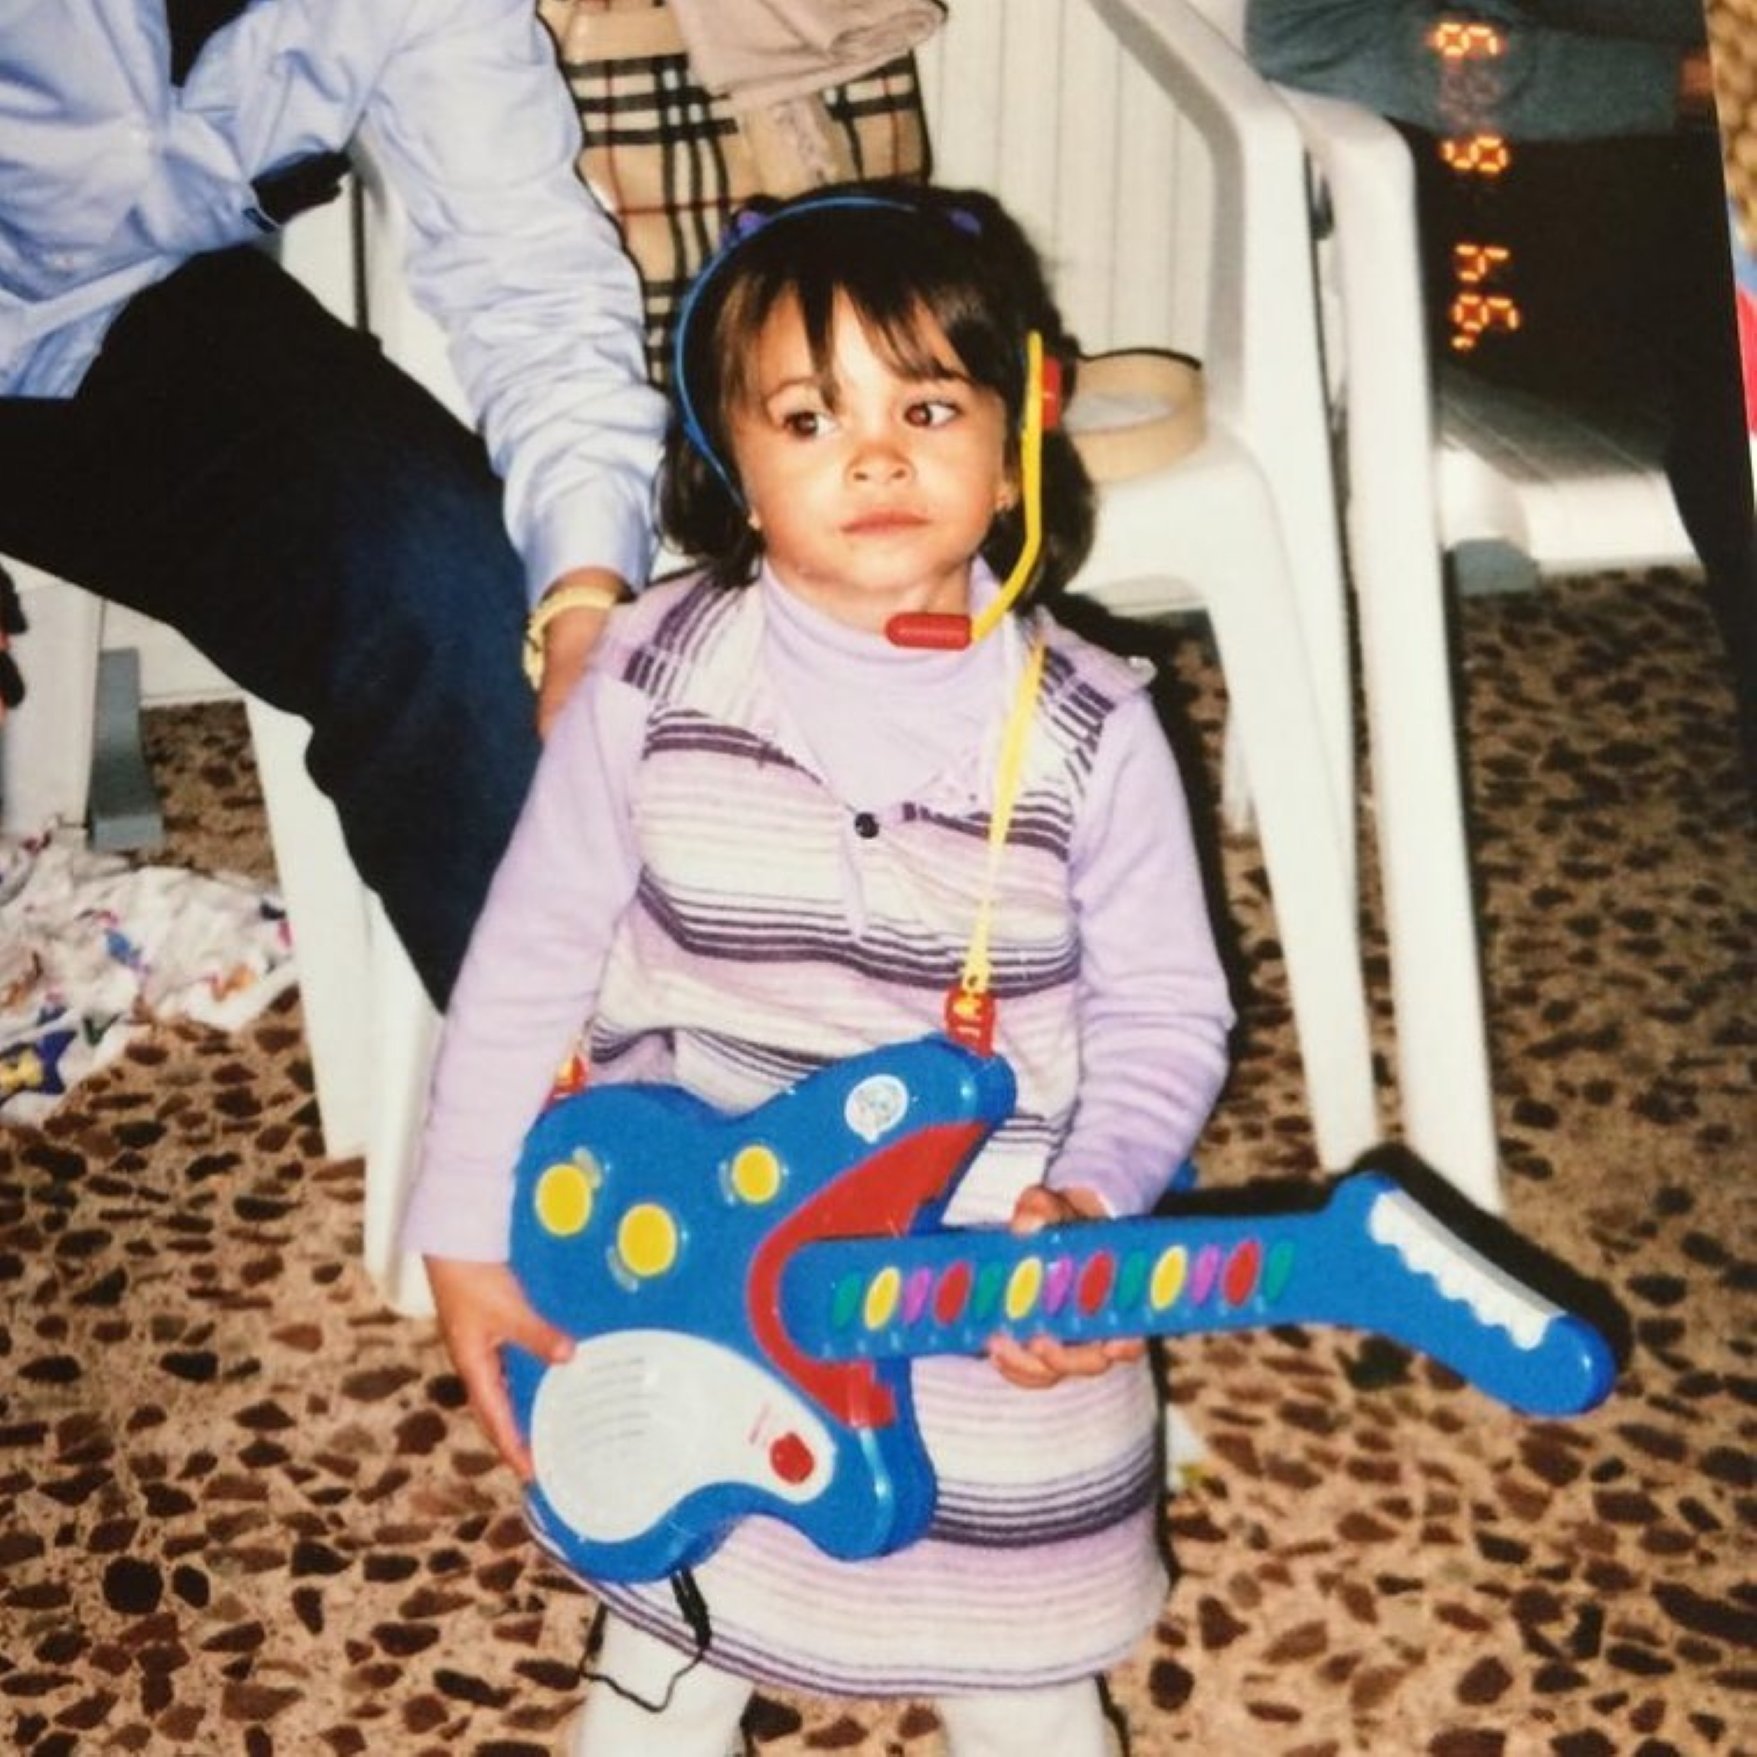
[1243,0,1691,141]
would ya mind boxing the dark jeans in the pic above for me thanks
[0,246,541,1004]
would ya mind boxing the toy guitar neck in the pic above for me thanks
[780,1174,1613,1419]
[507,1035,1616,1585]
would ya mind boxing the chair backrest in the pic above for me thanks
[918,0,1356,847]
[914,0,1209,362]
[919,2,1338,536]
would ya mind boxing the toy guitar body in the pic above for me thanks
[507,1036,1616,1587]
[507,1036,1016,1585]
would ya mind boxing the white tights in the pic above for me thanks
[566,1615,1116,1756]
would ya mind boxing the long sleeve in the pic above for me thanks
[357,0,666,598]
[2,0,664,588]
[1244,0,1692,141]
[1045,693,1234,1217]
[400,662,651,1260]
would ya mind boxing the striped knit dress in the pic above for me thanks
[580,576,1172,1696]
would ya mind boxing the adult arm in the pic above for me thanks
[360,0,666,611]
[1244,0,1697,140]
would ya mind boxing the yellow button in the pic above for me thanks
[1004,1257,1044,1322]
[617,1203,679,1279]
[863,1265,902,1330]
[534,1158,599,1236]
[1149,1245,1188,1310]
[729,1143,783,1205]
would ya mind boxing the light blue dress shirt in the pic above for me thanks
[0,0,665,598]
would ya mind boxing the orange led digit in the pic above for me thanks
[1452,241,1511,286]
[1428,20,1505,60]
[1440,133,1511,177]
[1449,292,1522,352]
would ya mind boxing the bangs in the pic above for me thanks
[712,214,1018,415]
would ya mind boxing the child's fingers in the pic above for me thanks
[988,1333,1060,1388]
[455,1341,536,1480]
[1008,1185,1069,1234]
[988,1330,1145,1389]
[425,1259,573,1478]
[499,1303,575,1369]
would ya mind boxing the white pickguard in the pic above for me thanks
[528,1328,837,1544]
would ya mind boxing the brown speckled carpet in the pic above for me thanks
[2,567,1752,1756]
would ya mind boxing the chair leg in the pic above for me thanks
[242,696,373,1159]
[360,897,439,1318]
[1350,512,1502,1212]
[1303,90,1503,1212]
[1181,446,1380,1170]
[0,567,103,836]
[243,697,442,1307]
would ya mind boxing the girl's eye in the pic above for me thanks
[905,398,959,429]
[780,407,833,438]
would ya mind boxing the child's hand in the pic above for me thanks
[529,565,625,738]
[987,1186,1147,1390]
[425,1257,574,1479]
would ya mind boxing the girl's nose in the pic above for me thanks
[849,435,911,483]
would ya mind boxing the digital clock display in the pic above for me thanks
[1429,19,1522,356]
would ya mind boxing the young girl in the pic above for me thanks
[404,183,1234,1756]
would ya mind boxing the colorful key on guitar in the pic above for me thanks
[506,1035,1617,1587]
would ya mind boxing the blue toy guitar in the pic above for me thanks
[506,1036,1616,1586]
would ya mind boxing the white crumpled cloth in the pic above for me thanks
[0,827,296,1125]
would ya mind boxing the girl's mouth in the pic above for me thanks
[842,511,928,536]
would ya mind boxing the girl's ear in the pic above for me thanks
[994,475,1019,514]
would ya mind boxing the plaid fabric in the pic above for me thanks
[538,0,931,376]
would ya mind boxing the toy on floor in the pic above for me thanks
[506,1035,1616,1586]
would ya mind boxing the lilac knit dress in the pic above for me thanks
[406,568,1233,1694]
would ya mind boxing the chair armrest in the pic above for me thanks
[276,180,360,328]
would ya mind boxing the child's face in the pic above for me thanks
[726,293,1015,632]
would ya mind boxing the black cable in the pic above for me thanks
[575,1568,714,1715]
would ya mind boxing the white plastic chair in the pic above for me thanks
[937,0,1381,1172]
[1064,348,1379,1172]
[1168,0,1716,1213]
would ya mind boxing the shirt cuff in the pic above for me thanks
[522,485,656,608]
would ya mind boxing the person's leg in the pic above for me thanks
[565,1614,751,1756]
[934,1678,1117,1757]
[0,246,540,1002]
[1651,131,1757,780]
[1398,125,1756,778]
